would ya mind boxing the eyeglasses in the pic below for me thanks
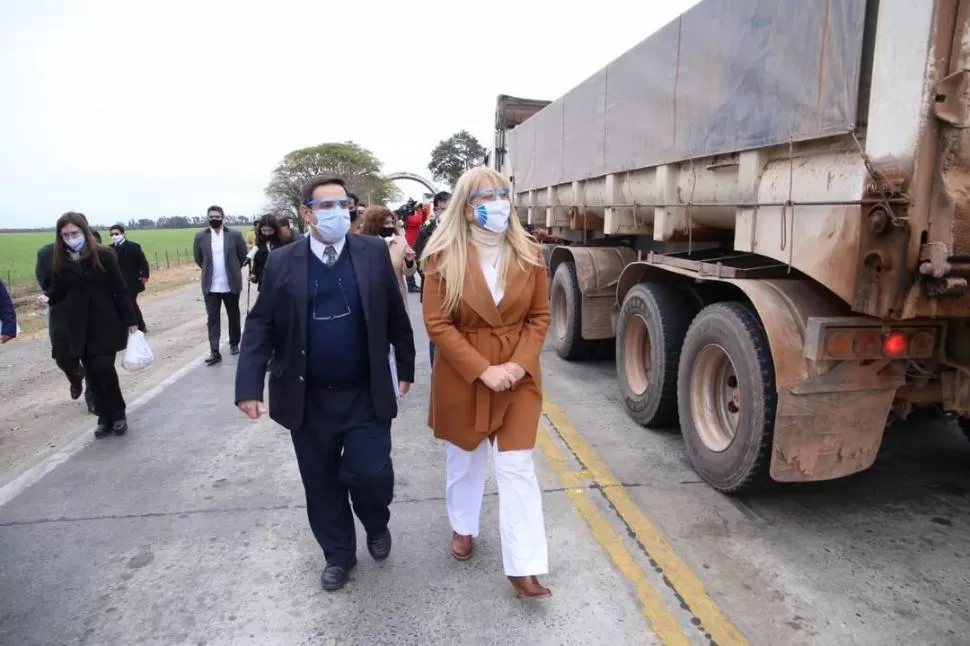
[469,188,510,202]
[60,229,84,239]
[306,198,352,210]
[312,278,352,321]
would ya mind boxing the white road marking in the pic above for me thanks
[0,356,205,508]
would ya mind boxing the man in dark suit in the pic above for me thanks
[193,205,248,365]
[35,215,96,413]
[235,174,415,592]
[109,224,150,333]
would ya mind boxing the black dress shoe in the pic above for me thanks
[112,419,128,436]
[205,351,222,366]
[367,529,392,561]
[94,421,111,439]
[321,559,356,591]
[230,344,240,356]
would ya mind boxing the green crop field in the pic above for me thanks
[0,228,199,291]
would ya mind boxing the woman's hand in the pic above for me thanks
[128,325,138,334]
[479,365,512,392]
[35,294,49,312]
[502,362,526,384]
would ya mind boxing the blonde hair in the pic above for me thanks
[420,166,542,315]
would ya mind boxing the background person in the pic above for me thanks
[108,224,150,333]
[421,166,552,599]
[35,212,97,413]
[358,206,416,312]
[46,212,138,438]
[414,191,451,366]
[249,213,292,291]
[0,279,16,343]
[193,205,248,366]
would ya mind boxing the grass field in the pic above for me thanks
[0,228,199,292]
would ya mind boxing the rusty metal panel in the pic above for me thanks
[506,0,869,192]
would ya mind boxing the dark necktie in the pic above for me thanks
[324,245,337,267]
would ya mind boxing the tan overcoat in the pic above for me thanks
[422,245,550,452]
[386,233,416,312]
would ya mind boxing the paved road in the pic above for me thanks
[2,291,970,645]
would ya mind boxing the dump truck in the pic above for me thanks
[494,0,970,492]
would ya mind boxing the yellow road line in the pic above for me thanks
[536,431,691,646]
[542,399,749,646]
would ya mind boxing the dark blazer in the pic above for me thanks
[35,243,55,293]
[193,227,248,295]
[111,240,150,294]
[47,247,137,359]
[235,234,416,431]
[0,279,16,338]
[36,243,68,358]
[413,218,438,303]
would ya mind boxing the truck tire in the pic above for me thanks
[677,302,776,493]
[616,283,698,428]
[550,261,595,360]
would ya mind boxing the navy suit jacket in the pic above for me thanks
[234,233,416,431]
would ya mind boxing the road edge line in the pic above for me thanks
[0,356,205,508]
[543,398,749,646]
[536,429,691,646]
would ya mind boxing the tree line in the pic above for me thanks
[2,130,489,234]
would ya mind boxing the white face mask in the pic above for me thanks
[111,234,124,244]
[312,207,351,243]
[473,199,511,233]
[65,236,86,252]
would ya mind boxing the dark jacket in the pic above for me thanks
[36,243,67,357]
[35,243,55,293]
[47,246,137,359]
[250,237,292,291]
[235,234,416,431]
[193,227,248,295]
[0,279,16,338]
[413,218,438,303]
[111,240,150,294]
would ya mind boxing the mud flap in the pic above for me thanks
[771,381,899,482]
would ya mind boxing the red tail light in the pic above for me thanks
[882,331,907,357]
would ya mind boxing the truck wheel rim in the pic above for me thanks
[690,344,740,453]
[553,282,568,341]
[623,314,651,395]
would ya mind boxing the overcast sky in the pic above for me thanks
[0,0,699,228]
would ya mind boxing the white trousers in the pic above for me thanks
[445,440,549,576]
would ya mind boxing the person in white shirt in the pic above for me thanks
[192,205,249,366]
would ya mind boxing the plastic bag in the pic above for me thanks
[122,331,154,372]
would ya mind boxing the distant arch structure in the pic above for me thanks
[386,171,440,197]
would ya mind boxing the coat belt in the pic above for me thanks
[457,322,524,434]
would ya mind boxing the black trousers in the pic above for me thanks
[429,341,436,368]
[290,387,394,567]
[203,292,240,353]
[55,354,93,405]
[82,353,125,423]
[132,293,146,332]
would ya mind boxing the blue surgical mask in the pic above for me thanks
[312,207,351,243]
[65,236,86,252]
[474,199,511,233]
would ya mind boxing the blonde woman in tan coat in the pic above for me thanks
[421,166,552,599]
[359,206,417,311]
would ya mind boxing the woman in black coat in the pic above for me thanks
[249,214,291,291]
[47,212,138,438]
